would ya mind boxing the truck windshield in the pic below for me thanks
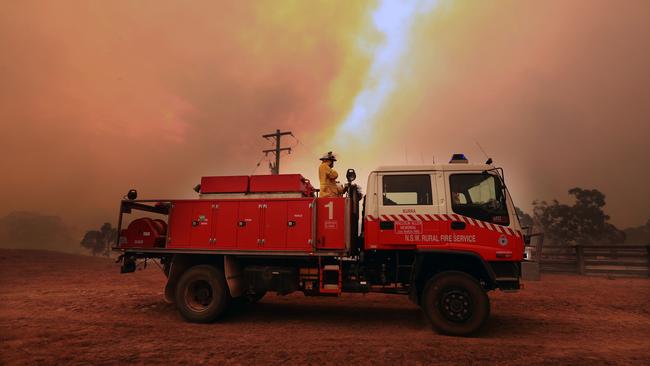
[449,173,509,225]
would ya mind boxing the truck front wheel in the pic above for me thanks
[175,265,230,323]
[421,271,490,336]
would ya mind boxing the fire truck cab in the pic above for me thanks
[115,155,524,336]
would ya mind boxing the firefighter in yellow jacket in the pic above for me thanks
[319,151,345,197]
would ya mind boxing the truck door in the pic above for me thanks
[262,200,288,250]
[444,171,515,254]
[316,197,346,250]
[286,200,313,250]
[375,173,443,248]
[237,201,261,250]
[212,201,238,249]
[167,201,193,248]
[189,201,213,248]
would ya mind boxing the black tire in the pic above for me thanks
[175,265,230,323]
[421,271,490,336]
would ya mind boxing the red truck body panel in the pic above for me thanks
[200,176,249,194]
[364,213,524,261]
[213,201,238,248]
[164,198,324,252]
[249,174,315,196]
[167,202,193,248]
[286,201,313,250]
[316,197,346,250]
[263,201,288,249]
[200,174,314,196]
[190,201,213,248]
[237,201,261,249]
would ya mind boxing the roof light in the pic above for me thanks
[449,154,468,164]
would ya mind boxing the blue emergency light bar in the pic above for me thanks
[449,154,468,164]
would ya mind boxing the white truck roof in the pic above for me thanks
[373,164,493,172]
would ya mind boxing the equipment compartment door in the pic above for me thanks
[286,200,313,250]
[262,201,287,249]
[212,201,238,248]
[189,201,213,248]
[316,197,346,250]
[237,201,261,250]
[167,201,193,248]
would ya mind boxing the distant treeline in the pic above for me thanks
[0,211,74,252]
[519,187,649,245]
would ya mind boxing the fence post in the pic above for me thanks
[646,245,650,278]
[535,233,544,262]
[576,245,585,275]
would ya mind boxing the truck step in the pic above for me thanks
[319,263,342,294]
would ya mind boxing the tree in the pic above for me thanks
[623,219,650,244]
[533,188,625,245]
[80,223,117,256]
[515,207,534,230]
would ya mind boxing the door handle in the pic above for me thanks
[191,220,199,227]
[380,221,394,230]
[238,221,246,227]
[287,221,296,227]
[451,221,466,230]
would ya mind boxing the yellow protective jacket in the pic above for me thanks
[319,162,344,197]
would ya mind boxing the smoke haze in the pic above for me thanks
[1,0,649,246]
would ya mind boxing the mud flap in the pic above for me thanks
[163,255,191,304]
[224,256,244,298]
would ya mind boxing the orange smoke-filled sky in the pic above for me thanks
[1,0,649,236]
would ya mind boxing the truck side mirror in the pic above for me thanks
[346,169,356,183]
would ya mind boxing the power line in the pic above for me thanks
[262,129,292,175]
[250,153,267,175]
[290,132,303,147]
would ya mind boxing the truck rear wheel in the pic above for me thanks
[175,265,230,323]
[421,271,490,336]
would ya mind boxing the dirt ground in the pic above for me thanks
[0,250,649,366]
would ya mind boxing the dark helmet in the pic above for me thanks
[319,151,337,162]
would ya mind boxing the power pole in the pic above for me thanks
[262,129,292,175]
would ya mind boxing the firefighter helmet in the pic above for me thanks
[320,151,337,162]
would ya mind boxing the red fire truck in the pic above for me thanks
[115,155,525,336]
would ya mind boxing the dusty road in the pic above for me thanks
[1,249,649,365]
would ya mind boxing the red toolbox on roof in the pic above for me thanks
[200,176,249,194]
[249,174,315,196]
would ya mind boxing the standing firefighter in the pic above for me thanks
[318,151,345,197]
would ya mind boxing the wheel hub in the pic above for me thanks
[439,288,472,323]
[185,279,213,312]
